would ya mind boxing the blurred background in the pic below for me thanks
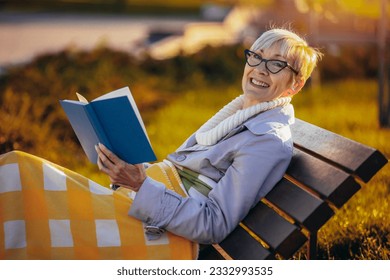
[0,0,389,259]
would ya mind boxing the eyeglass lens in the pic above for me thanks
[245,50,288,74]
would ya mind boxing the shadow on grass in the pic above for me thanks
[291,224,389,260]
[315,225,390,260]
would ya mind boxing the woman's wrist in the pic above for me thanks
[110,176,146,192]
[130,177,146,192]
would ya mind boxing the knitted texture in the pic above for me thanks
[195,95,291,146]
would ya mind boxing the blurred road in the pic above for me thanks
[0,12,197,67]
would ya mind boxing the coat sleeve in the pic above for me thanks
[129,133,292,244]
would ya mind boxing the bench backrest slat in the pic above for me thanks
[287,149,361,208]
[291,119,388,182]
[265,178,334,232]
[218,226,275,260]
[242,202,307,259]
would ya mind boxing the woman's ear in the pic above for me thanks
[290,78,306,96]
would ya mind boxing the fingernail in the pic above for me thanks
[95,145,98,151]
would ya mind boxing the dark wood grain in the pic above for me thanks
[265,178,334,232]
[291,119,388,182]
[242,202,307,259]
[287,149,361,208]
[219,226,275,260]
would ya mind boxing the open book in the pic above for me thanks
[60,87,157,164]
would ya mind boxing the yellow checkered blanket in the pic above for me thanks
[0,151,198,260]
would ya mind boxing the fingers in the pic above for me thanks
[96,155,109,173]
[95,144,113,169]
[95,143,126,177]
[97,143,121,164]
[94,143,146,192]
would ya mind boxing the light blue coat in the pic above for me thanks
[129,104,295,244]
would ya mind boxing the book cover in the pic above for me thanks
[60,87,157,164]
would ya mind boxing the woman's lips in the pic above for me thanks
[250,78,269,88]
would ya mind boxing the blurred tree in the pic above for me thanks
[294,0,387,19]
[229,0,273,5]
[378,0,389,127]
[294,0,389,127]
[114,0,127,12]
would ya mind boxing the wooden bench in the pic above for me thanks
[199,118,388,260]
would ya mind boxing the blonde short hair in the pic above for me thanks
[251,28,322,81]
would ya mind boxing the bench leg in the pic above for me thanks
[307,231,317,260]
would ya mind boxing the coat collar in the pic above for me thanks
[177,104,295,152]
[244,103,295,135]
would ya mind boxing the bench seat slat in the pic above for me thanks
[287,149,361,208]
[291,119,388,182]
[198,245,225,260]
[265,178,334,232]
[242,202,307,259]
[219,226,275,260]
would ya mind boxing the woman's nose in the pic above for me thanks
[255,61,268,74]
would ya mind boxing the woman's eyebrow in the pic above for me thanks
[255,50,287,61]
[258,49,285,59]
[273,54,285,59]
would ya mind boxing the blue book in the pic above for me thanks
[59,86,157,164]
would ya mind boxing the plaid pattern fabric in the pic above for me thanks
[0,151,197,260]
[176,166,217,200]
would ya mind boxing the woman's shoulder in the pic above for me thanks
[244,104,294,136]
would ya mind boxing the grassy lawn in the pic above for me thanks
[145,79,390,259]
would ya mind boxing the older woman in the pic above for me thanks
[95,28,322,244]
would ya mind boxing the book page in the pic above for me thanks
[76,92,89,104]
[93,87,129,101]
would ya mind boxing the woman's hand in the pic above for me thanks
[95,143,146,192]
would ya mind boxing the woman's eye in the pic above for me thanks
[272,61,286,68]
[254,54,262,60]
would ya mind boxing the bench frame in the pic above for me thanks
[199,118,388,260]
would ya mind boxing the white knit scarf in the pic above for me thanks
[195,95,291,146]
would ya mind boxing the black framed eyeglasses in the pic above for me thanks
[244,49,299,75]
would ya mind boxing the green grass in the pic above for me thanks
[145,79,390,259]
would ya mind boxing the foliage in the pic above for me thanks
[0,0,220,15]
[318,44,379,82]
[334,0,389,19]
[141,44,245,91]
[295,0,389,19]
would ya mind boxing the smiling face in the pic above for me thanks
[241,44,300,108]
